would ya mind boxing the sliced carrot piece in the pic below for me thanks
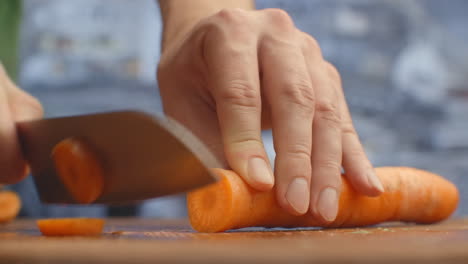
[0,191,21,224]
[187,167,459,232]
[52,137,105,204]
[37,218,105,236]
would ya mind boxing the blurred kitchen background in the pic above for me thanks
[10,0,468,217]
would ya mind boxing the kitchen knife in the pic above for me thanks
[16,111,221,204]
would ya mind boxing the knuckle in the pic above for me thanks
[215,8,249,26]
[264,8,294,28]
[303,33,322,57]
[345,147,367,159]
[200,20,226,42]
[302,33,321,52]
[281,81,315,112]
[208,9,254,43]
[324,61,339,78]
[341,122,357,136]
[227,133,263,151]
[283,142,312,160]
[218,80,260,109]
[324,61,342,84]
[316,99,341,125]
[316,159,342,174]
[342,125,368,158]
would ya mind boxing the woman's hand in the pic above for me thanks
[157,7,383,222]
[0,64,43,184]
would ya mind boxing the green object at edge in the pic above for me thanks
[0,0,22,81]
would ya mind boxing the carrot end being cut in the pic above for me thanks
[187,168,235,233]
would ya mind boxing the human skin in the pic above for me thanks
[0,1,383,223]
[0,64,43,185]
[157,0,383,222]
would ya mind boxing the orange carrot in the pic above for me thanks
[187,167,459,232]
[37,218,105,236]
[0,191,21,224]
[52,137,105,204]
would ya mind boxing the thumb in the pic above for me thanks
[1,63,43,122]
[9,90,44,122]
[0,64,43,184]
[0,71,30,184]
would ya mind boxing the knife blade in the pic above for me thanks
[16,111,221,204]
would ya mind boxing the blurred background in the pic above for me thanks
[7,0,468,217]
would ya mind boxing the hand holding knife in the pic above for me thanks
[16,111,220,204]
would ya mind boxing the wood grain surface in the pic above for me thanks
[1,218,467,263]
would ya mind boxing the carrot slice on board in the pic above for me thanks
[52,137,105,204]
[37,218,105,236]
[187,167,459,232]
[0,191,21,224]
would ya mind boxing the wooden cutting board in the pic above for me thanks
[1,218,467,263]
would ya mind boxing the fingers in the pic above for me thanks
[204,10,274,190]
[259,37,314,215]
[156,7,382,222]
[299,36,343,222]
[325,63,384,196]
[0,65,28,184]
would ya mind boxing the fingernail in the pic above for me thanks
[285,177,309,214]
[317,187,339,222]
[248,157,274,186]
[368,170,384,192]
